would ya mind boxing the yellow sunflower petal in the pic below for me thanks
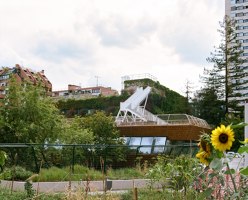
[244,138,248,144]
[211,125,235,152]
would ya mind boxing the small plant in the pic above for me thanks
[24,180,35,198]
[0,166,33,181]
[146,155,201,194]
[0,150,7,172]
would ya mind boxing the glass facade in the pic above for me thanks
[123,136,167,154]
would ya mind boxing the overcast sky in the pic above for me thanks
[0,0,224,95]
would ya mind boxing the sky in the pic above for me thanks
[0,0,224,95]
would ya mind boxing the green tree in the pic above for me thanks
[206,15,247,114]
[78,111,122,145]
[193,87,225,126]
[74,111,125,168]
[0,78,64,144]
[60,116,94,144]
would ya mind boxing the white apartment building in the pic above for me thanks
[226,0,248,101]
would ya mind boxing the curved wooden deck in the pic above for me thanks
[117,124,211,141]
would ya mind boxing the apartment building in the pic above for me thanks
[52,84,118,99]
[226,0,248,100]
[0,64,52,99]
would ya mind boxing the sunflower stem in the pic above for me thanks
[224,153,239,199]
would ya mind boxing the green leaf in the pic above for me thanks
[238,145,248,154]
[224,169,235,175]
[240,167,248,176]
[231,122,248,129]
[0,150,7,167]
[210,158,222,170]
[198,188,213,200]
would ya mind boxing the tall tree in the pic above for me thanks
[0,78,64,144]
[192,87,225,126]
[206,15,247,114]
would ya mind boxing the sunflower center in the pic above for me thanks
[219,133,228,144]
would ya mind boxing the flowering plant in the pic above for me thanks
[196,124,248,199]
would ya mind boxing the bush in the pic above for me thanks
[0,166,33,181]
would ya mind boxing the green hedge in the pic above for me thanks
[56,79,188,117]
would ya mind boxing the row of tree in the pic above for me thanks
[0,79,122,167]
[190,16,248,127]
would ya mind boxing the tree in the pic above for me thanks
[192,87,225,126]
[0,78,64,144]
[60,116,94,144]
[75,111,125,168]
[206,15,247,114]
[79,111,123,145]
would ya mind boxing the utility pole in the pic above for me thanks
[95,76,100,87]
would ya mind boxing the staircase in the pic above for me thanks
[116,87,166,125]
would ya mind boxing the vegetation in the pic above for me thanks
[57,95,128,117]
[0,164,146,182]
[0,79,125,172]
[56,78,189,118]
[146,155,202,194]
[193,16,248,126]
[0,78,64,144]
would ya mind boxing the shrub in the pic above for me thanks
[0,166,33,181]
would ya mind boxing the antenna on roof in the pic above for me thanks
[95,76,101,86]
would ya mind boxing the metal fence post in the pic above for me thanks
[31,146,39,173]
[104,145,108,174]
[71,145,75,174]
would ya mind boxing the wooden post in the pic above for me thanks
[133,187,138,200]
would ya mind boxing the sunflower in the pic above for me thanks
[244,138,248,144]
[211,125,235,152]
[196,141,211,166]
[196,150,210,166]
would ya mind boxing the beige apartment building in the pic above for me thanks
[225,0,248,100]
[52,84,118,99]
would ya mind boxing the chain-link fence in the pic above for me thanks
[0,143,198,173]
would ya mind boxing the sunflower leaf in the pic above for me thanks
[224,169,235,175]
[238,145,248,154]
[230,122,248,129]
[210,158,222,170]
[240,167,248,176]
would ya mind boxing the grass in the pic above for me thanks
[107,167,145,180]
[30,165,145,182]
[0,187,124,200]
[32,165,103,182]
[0,188,63,200]
[0,187,201,200]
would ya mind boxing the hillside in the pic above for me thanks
[56,78,188,117]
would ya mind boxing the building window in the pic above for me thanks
[236,12,244,17]
[237,32,243,36]
[236,0,244,3]
[0,75,10,80]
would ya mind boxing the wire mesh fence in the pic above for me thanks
[0,143,198,174]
